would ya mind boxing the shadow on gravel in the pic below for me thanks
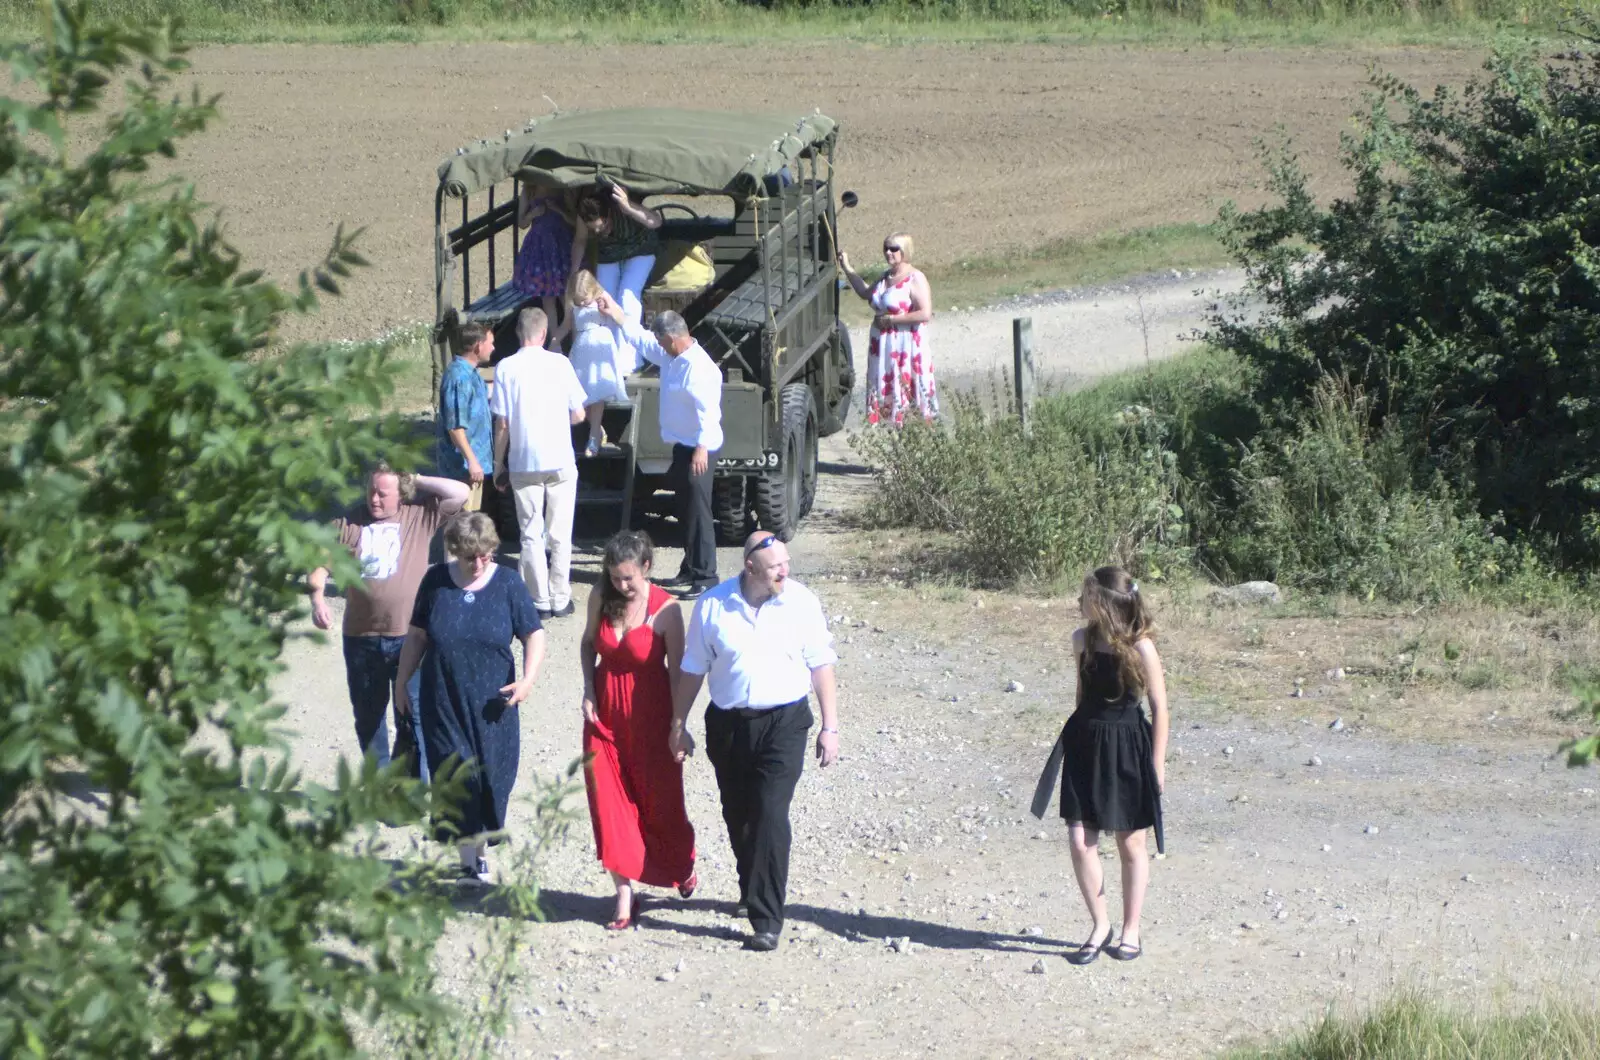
[530,889,1068,953]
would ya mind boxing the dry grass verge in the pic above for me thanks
[810,528,1599,748]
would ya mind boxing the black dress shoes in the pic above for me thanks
[742,931,780,952]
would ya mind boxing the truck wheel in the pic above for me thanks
[712,474,750,546]
[820,322,854,437]
[754,383,816,541]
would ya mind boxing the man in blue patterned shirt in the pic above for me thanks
[438,319,496,511]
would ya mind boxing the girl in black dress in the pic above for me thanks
[1058,566,1169,964]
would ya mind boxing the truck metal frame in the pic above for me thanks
[431,109,853,544]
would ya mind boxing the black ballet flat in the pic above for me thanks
[1106,940,1142,961]
[1064,927,1114,966]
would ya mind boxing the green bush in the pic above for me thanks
[0,5,559,1055]
[856,351,1540,601]
[855,364,1206,584]
[1210,30,1600,566]
[1220,379,1512,601]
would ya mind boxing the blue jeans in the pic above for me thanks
[343,635,428,782]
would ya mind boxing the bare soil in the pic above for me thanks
[176,42,1483,342]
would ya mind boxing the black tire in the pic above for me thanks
[820,322,854,437]
[712,474,751,546]
[754,383,816,541]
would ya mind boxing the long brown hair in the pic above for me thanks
[598,530,653,621]
[1078,566,1156,698]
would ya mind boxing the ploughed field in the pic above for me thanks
[179,41,1481,341]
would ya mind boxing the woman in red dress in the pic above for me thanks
[579,531,698,929]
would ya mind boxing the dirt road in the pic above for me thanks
[852,266,1251,396]
[175,42,1479,343]
[273,262,1599,1057]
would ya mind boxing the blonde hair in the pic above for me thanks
[567,268,603,306]
[886,232,915,263]
[1078,566,1155,698]
[443,511,499,560]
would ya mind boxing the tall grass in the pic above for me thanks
[1232,993,1600,1060]
[856,349,1559,600]
[0,0,1570,42]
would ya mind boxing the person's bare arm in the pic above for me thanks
[446,427,483,485]
[612,184,663,229]
[658,601,686,688]
[414,474,470,513]
[517,184,536,228]
[308,566,334,630]
[836,251,872,300]
[811,664,839,767]
[578,591,603,724]
[1138,638,1169,793]
[895,269,934,326]
[503,629,548,705]
[394,626,429,718]
[600,297,668,367]
[669,670,705,763]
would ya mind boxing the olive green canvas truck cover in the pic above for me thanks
[437,108,838,197]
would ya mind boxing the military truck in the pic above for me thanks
[432,108,853,543]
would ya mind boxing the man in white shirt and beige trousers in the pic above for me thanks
[604,303,723,598]
[491,307,588,619]
[669,530,840,952]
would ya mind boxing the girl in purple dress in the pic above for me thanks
[513,182,575,343]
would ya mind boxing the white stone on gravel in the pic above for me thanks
[1364,825,1379,835]
[1308,755,1323,767]
[1006,680,1025,693]
[1329,717,1346,732]
[1029,958,1048,974]
[1321,844,1332,852]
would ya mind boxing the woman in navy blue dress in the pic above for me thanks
[396,512,546,884]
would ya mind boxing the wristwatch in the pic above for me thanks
[820,727,839,735]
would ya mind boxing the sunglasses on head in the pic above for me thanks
[745,534,778,557]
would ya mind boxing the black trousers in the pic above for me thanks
[704,699,812,934]
[670,442,717,586]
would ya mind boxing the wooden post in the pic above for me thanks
[1012,316,1035,432]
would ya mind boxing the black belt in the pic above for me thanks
[711,697,806,720]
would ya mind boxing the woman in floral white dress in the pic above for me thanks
[839,232,937,426]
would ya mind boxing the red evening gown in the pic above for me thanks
[583,584,697,887]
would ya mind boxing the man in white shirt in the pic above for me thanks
[670,530,840,952]
[491,307,588,618]
[600,301,722,598]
